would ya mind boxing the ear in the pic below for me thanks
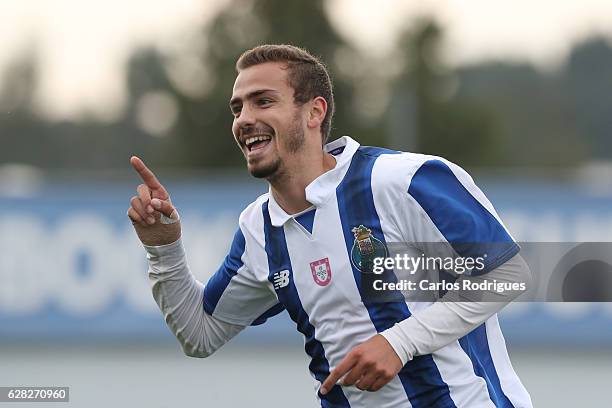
[306,96,327,131]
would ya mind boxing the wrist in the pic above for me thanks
[144,237,186,275]
[136,220,181,246]
[380,322,417,366]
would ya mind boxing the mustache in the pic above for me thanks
[240,124,274,138]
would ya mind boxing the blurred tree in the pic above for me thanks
[390,18,504,167]
[0,52,40,166]
[125,0,381,169]
[563,37,612,159]
[0,49,160,170]
[456,60,588,167]
[2,9,611,171]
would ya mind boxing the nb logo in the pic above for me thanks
[273,270,290,289]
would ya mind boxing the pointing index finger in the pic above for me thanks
[320,355,357,395]
[130,156,162,189]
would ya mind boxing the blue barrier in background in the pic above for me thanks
[1,176,612,346]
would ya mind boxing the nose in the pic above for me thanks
[235,104,256,132]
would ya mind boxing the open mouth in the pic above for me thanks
[244,134,272,152]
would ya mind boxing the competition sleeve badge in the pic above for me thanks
[351,225,387,273]
[310,258,332,286]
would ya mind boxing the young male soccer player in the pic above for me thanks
[128,44,533,407]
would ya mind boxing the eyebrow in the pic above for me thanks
[229,89,278,110]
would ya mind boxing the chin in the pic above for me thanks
[250,168,271,179]
[248,161,280,179]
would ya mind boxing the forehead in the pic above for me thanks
[232,62,292,100]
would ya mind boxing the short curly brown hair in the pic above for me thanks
[236,44,335,144]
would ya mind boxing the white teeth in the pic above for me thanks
[245,135,271,147]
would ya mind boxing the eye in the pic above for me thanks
[257,98,272,106]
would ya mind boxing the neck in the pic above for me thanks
[269,150,336,215]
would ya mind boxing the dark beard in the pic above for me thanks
[249,114,304,179]
[285,115,305,153]
[250,157,281,179]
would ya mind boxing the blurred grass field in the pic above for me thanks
[1,343,610,407]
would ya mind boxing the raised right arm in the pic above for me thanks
[127,156,245,357]
[145,239,245,357]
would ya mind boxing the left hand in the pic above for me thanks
[320,334,403,394]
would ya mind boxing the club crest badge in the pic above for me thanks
[310,258,332,286]
[350,225,388,273]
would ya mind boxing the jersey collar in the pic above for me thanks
[267,136,360,227]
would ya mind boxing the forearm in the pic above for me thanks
[381,253,531,365]
[145,239,244,357]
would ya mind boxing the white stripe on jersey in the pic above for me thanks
[430,343,495,407]
[209,196,280,326]
[371,153,497,407]
[284,194,413,408]
[485,316,533,408]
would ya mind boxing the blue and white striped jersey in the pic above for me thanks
[202,136,532,408]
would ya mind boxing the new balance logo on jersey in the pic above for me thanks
[272,270,290,289]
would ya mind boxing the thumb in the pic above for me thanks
[151,198,179,223]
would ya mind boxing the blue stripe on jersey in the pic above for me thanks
[408,159,519,275]
[262,201,350,408]
[203,227,246,315]
[459,325,514,408]
[337,147,457,408]
[250,303,285,326]
[295,208,316,234]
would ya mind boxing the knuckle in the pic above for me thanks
[127,209,139,221]
[342,377,354,386]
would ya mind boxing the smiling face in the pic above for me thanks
[230,62,308,180]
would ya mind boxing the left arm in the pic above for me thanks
[380,252,530,366]
[320,253,530,394]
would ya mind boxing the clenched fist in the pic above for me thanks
[127,156,181,246]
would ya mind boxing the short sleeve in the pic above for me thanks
[407,159,519,275]
[203,227,284,325]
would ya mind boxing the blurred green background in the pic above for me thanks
[2,0,611,172]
